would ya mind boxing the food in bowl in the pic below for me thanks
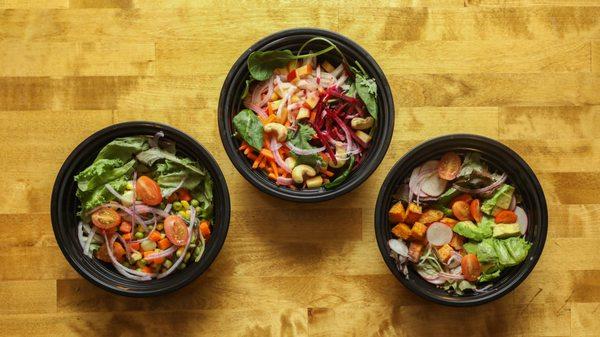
[75,132,214,281]
[232,36,379,190]
[386,151,531,295]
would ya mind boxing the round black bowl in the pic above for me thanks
[218,28,394,202]
[375,134,548,306]
[51,121,230,297]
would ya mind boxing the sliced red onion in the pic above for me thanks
[145,245,177,260]
[438,271,465,280]
[445,251,463,268]
[388,239,408,257]
[514,206,528,234]
[131,171,145,231]
[104,233,154,281]
[83,226,97,258]
[245,102,268,119]
[258,76,274,107]
[285,141,325,155]
[509,195,516,211]
[276,176,293,186]
[453,173,507,195]
[115,233,132,260]
[270,137,290,173]
[316,65,321,85]
[134,204,170,218]
[77,222,86,251]
[163,203,172,214]
[277,87,294,120]
[475,283,494,292]
[104,183,131,204]
[427,222,453,246]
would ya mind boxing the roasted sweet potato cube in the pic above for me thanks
[449,234,464,250]
[388,201,406,223]
[440,217,458,228]
[405,203,423,225]
[410,222,427,241]
[391,223,412,240]
[435,244,455,263]
[408,241,425,263]
[418,209,444,224]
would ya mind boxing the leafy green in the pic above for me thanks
[232,109,264,151]
[463,242,479,255]
[75,159,135,193]
[95,136,149,163]
[287,124,323,168]
[154,159,206,198]
[433,204,453,217]
[436,187,460,206]
[478,266,502,282]
[247,46,334,81]
[476,237,532,268]
[136,147,205,176]
[443,280,477,295]
[456,152,485,181]
[76,175,129,215]
[324,155,355,189]
[481,184,515,215]
[452,216,493,241]
[350,62,378,120]
[241,78,255,100]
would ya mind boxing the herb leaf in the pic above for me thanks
[232,109,264,151]
[241,78,255,99]
[287,124,323,168]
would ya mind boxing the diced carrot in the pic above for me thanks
[259,156,267,169]
[247,152,258,161]
[113,242,126,261]
[141,266,153,274]
[260,149,274,160]
[252,153,264,169]
[284,120,290,127]
[158,238,172,250]
[119,221,132,233]
[266,167,273,173]
[130,242,140,251]
[268,173,277,180]
[148,230,162,242]
[122,233,132,241]
[238,142,249,151]
[309,110,316,124]
[243,147,251,155]
[177,188,192,202]
[199,220,211,240]
[263,137,270,148]
[271,160,279,178]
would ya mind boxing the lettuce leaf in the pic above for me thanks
[75,159,135,192]
[452,216,493,242]
[476,237,531,268]
[136,147,205,176]
[95,136,149,163]
[76,175,129,215]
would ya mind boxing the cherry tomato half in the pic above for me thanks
[451,193,473,207]
[91,208,122,229]
[461,254,482,281]
[470,199,483,223]
[452,200,472,221]
[438,151,462,180]
[136,176,163,206]
[164,215,189,246]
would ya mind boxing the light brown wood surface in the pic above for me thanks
[0,1,599,336]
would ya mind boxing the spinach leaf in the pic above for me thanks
[287,124,323,168]
[355,73,378,119]
[324,155,355,189]
[232,109,264,151]
[248,46,334,81]
[241,78,255,100]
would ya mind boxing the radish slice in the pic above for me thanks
[420,172,448,197]
[427,222,453,246]
[420,160,439,175]
[509,195,516,211]
[514,206,528,234]
[388,239,408,257]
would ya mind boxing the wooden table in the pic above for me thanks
[1,1,599,336]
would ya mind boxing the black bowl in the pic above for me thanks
[51,121,230,297]
[375,134,548,306]
[218,28,394,202]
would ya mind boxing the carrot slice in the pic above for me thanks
[271,160,279,178]
[260,149,274,160]
[252,153,264,169]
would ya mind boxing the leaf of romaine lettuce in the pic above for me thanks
[476,237,531,268]
[75,159,135,192]
[95,136,149,163]
[136,147,205,176]
[76,175,129,215]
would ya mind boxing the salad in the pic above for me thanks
[233,36,378,190]
[74,132,214,281]
[387,151,531,295]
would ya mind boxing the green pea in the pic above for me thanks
[193,246,201,257]
[163,259,173,269]
[191,199,199,207]
[177,262,187,270]
[195,206,201,212]
[173,201,182,211]
[134,232,144,239]
[184,252,191,263]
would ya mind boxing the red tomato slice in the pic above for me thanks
[164,215,189,246]
[136,176,163,206]
[495,210,518,224]
[461,254,482,281]
[470,199,483,223]
[452,201,472,221]
[451,193,473,206]
[438,152,462,180]
[91,208,122,229]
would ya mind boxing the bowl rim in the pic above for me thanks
[51,121,231,297]
[218,27,395,202]
[374,134,548,306]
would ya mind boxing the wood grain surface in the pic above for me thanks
[1,0,599,336]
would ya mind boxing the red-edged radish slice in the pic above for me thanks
[509,195,516,211]
[420,172,448,197]
[388,239,408,257]
[426,222,453,246]
[420,160,439,175]
[514,206,528,234]
[438,152,461,180]
[408,166,421,193]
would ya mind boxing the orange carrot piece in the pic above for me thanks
[320,169,335,177]
[271,160,279,178]
[268,173,277,180]
[238,142,248,151]
[130,242,140,251]
[247,152,258,161]
[252,153,264,169]
[260,149,274,160]
[243,147,251,155]
[199,220,211,240]
[259,156,267,169]
[309,110,316,124]
[158,238,172,250]
[148,231,162,242]
[142,266,153,273]
[122,233,132,241]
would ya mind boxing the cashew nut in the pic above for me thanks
[291,164,316,184]
[284,157,297,170]
[350,117,374,130]
[263,123,287,142]
[327,143,347,169]
[306,176,323,189]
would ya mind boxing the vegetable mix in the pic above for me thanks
[233,36,378,190]
[387,151,531,295]
[75,133,214,281]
